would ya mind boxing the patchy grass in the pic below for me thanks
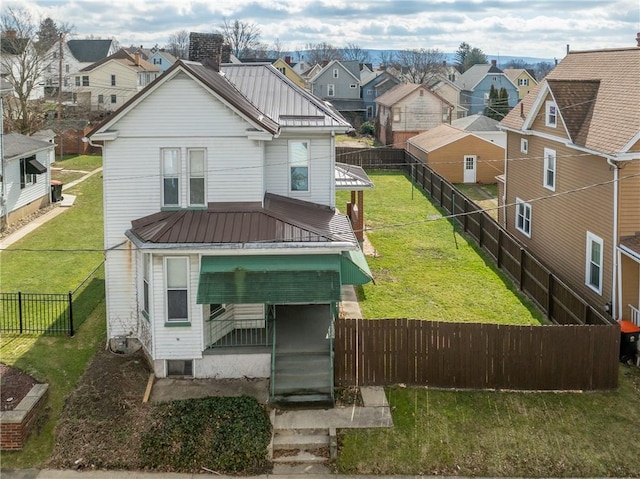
[52,153,102,172]
[338,366,640,476]
[0,173,104,293]
[454,183,499,220]
[338,171,542,324]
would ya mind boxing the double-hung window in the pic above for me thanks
[515,198,532,237]
[289,140,309,192]
[162,148,181,207]
[111,74,116,86]
[543,147,556,190]
[520,138,528,153]
[188,149,206,207]
[327,84,335,97]
[585,232,603,294]
[545,100,557,127]
[82,75,89,86]
[333,68,339,78]
[142,253,151,317]
[165,257,189,323]
[393,107,401,122]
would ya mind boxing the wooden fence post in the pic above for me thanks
[497,230,502,268]
[519,249,526,291]
[547,273,554,321]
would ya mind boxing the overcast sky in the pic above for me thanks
[8,0,640,60]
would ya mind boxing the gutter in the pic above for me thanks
[607,158,619,320]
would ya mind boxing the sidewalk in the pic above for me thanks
[0,167,102,250]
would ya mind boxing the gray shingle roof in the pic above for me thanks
[452,114,501,132]
[3,133,53,159]
[220,63,351,129]
[454,63,500,91]
[67,39,113,63]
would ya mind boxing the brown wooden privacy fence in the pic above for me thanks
[336,147,405,169]
[334,318,620,390]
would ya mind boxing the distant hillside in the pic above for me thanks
[370,49,555,68]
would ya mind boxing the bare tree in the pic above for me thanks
[534,61,555,80]
[1,7,51,134]
[220,19,261,58]
[378,50,395,68]
[304,42,343,65]
[392,48,446,85]
[270,38,288,59]
[165,29,189,59]
[341,43,370,63]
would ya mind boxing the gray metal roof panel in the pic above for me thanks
[221,63,351,129]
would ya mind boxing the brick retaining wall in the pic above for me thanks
[0,384,48,450]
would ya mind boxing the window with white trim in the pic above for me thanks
[142,253,150,316]
[110,94,117,104]
[162,148,181,207]
[188,149,206,206]
[545,100,557,128]
[327,84,335,97]
[586,232,603,294]
[289,140,309,192]
[165,257,189,322]
[543,147,556,190]
[518,78,529,86]
[332,68,339,78]
[515,198,532,237]
[111,74,116,86]
[520,138,528,153]
[393,107,401,122]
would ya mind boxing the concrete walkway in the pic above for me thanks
[0,167,102,250]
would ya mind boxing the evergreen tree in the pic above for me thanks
[36,17,60,53]
[496,87,510,120]
[486,84,499,119]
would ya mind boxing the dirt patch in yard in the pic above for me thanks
[47,346,153,470]
[0,363,40,411]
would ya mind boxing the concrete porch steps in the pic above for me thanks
[273,352,332,400]
[270,421,336,467]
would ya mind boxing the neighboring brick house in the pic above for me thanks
[375,82,453,147]
[499,46,640,324]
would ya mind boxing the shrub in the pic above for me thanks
[141,396,272,474]
[360,121,375,136]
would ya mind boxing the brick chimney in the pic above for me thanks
[285,55,292,65]
[491,59,497,67]
[134,53,141,66]
[322,59,329,67]
[188,32,231,71]
[637,32,640,47]
[3,29,17,39]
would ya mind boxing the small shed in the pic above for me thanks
[406,123,505,184]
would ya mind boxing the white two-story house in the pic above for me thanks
[87,60,372,404]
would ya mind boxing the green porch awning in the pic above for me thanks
[340,250,375,285]
[197,255,343,305]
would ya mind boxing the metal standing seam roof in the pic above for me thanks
[128,193,357,245]
[335,163,374,190]
[3,133,54,160]
[501,48,640,154]
[220,63,351,129]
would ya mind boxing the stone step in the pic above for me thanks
[272,450,329,464]
[273,432,330,451]
[272,462,331,474]
[271,393,333,407]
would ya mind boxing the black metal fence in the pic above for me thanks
[0,261,105,336]
[0,292,74,335]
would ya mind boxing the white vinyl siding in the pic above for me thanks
[543,147,556,190]
[515,198,532,237]
[585,232,604,294]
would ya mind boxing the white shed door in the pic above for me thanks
[463,155,477,183]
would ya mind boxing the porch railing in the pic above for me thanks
[629,304,640,327]
[207,315,273,349]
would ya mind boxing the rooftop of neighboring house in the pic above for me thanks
[3,132,54,159]
[455,62,505,91]
[67,39,115,63]
[152,50,177,63]
[452,114,501,132]
[501,47,640,154]
[408,123,483,152]
[503,67,537,84]
[80,48,160,73]
[376,82,452,108]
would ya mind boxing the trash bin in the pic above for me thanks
[618,320,640,364]
[51,180,63,202]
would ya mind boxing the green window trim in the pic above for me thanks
[164,321,191,327]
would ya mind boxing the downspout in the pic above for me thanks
[607,158,619,320]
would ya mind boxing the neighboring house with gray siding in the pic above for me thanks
[309,60,365,126]
[455,61,518,116]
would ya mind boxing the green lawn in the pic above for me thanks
[52,153,102,172]
[338,171,542,324]
[1,163,106,467]
[338,366,640,476]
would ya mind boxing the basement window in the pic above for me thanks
[166,359,193,377]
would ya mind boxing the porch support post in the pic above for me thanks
[356,190,364,241]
